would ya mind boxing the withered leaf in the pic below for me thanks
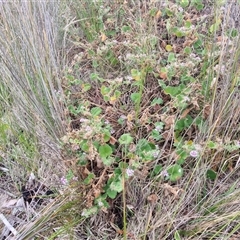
[159,71,167,79]
[147,194,158,205]
[162,183,184,199]
[203,104,211,119]
[109,136,117,145]
[161,114,175,129]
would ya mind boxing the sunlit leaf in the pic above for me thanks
[81,83,91,92]
[168,52,176,62]
[119,133,133,145]
[131,69,142,81]
[107,189,118,199]
[130,92,141,104]
[102,156,115,166]
[167,164,183,181]
[91,107,102,116]
[151,98,163,106]
[180,0,189,8]
[165,44,173,52]
[99,144,112,158]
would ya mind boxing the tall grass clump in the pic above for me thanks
[0,1,71,238]
[0,1,66,170]
[0,1,65,138]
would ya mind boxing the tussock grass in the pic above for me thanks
[0,1,69,239]
[0,1,65,139]
[0,1,66,170]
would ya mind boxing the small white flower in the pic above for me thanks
[183,96,190,102]
[235,141,240,147]
[85,126,92,131]
[178,7,183,12]
[72,144,80,151]
[161,170,169,178]
[60,176,68,185]
[155,126,162,132]
[111,129,115,134]
[190,53,196,58]
[125,76,133,81]
[126,53,132,59]
[190,150,199,158]
[153,150,160,158]
[126,168,134,177]
[120,115,127,119]
[98,201,104,207]
[54,89,61,95]
[80,118,88,123]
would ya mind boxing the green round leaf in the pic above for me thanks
[121,25,131,33]
[104,95,110,102]
[206,169,217,180]
[130,92,141,104]
[102,156,115,166]
[101,85,110,96]
[107,189,118,199]
[66,169,74,182]
[82,83,91,92]
[207,141,217,149]
[136,139,156,152]
[131,69,142,81]
[83,173,95,185]
[103,130,111,142]
[167,164,183,181]
[184,46,191,55]
[99,144,113,158]
[230,28,238,38]
[151,97,163,106]
[90,107,102,116]
[180,0,189,8]
[195,3,204,11]
[151,129,162,141]
[167,52,176,62]
[164,85,182,97]
[119,133,133,145]
[110,180,123,193]
[150,164,163,178]
[114,90,121,98]
[80,140,89,152]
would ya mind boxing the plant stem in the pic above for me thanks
[122,145,127,240]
